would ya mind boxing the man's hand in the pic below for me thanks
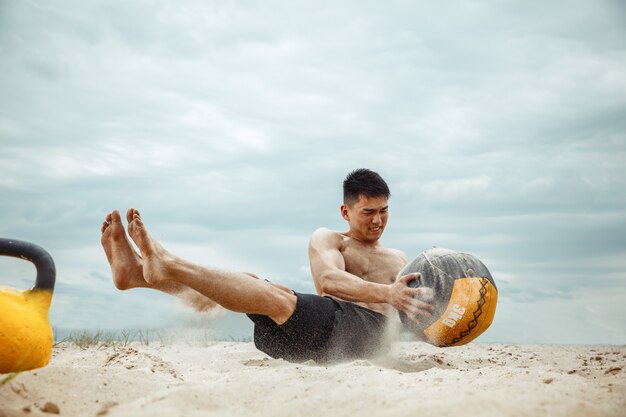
[388,273,435,323]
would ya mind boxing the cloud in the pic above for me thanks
[483,286,626,345]
[1,0,625,343]
[420,176,491,199]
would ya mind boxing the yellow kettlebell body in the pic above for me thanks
[0,287,53,373]
[0,238,56,374]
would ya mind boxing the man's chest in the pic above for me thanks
[340,245,404,284]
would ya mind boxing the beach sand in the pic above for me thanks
[1,341,624,417]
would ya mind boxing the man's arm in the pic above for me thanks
[309,228,390,303]
[308,228,434,318]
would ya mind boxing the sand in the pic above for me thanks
[1,341,624,417]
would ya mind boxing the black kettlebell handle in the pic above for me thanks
[0,238,56,291]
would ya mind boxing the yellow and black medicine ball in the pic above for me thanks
[399,247,498,347]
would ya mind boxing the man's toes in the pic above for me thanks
[111,210,123,224]
[127,208,141,223]
[129,217,144,234]
[128,218,151,255]
[102,212,115,234]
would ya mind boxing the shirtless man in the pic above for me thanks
[101,168,434,362]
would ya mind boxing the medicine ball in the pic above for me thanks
[398,247,497,347]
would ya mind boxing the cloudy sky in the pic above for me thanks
[1,0,625,345]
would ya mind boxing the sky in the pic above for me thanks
[1,0,625,345]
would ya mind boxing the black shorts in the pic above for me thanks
[247,292,390,363]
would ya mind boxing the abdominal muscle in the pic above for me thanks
[324,294,392,316]
[334,234,407,317]
[355,300,393,316]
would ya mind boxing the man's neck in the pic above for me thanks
[344,231,382,249]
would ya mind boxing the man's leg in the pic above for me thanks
[101,210,219,312]
[104,208,297,324]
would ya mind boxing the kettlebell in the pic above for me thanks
[0,238,56,374]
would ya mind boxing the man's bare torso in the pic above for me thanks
[338,232,407,315]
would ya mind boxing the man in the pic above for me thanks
[101,168,434,362]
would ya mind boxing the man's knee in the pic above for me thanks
[270,281,293,294]
[269,289,297,325]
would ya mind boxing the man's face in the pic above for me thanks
[341,195,389,243]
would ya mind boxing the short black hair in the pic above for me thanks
[343,168,390,207]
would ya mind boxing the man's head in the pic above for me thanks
[342,168,390,207]
[341,168,391,243]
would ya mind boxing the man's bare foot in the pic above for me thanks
[127,208,172,285]
[101,210,146,290]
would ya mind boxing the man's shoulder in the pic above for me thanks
[311,227,342,237]
[387,247,409,263]
[310,228,344,248]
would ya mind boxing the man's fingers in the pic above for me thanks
[401,297,434,315]
[412,307,433,319]
[411,298,435,313]
[404,304,433,320]
[399,272,420,284]
[406,286,434,300]
[405,311,423,325]
[408,287,435,303]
